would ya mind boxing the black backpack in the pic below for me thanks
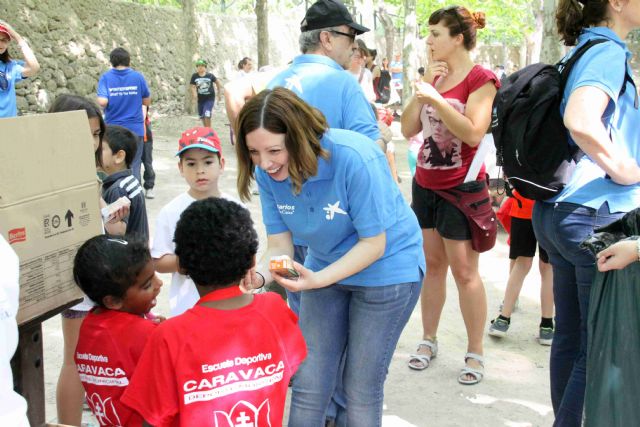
[377,69,391,104]
[491,39,636,200]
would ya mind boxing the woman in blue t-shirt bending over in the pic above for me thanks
[532,2,640,426]
[0,20,39,118]
[235,87,425,426]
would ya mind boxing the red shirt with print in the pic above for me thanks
[415,65,499,190]
[121,292,307,427]
[75,309,157,427]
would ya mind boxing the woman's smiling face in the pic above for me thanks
[245,127,289,181]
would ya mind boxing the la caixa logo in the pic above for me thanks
[8,227,26,245]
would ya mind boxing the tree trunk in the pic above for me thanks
[526,0,544,65]
[402,0,417,105]
[182,0,198,114]
[376,5,395,62]
[255,0,269,69]
[540,0,562,63]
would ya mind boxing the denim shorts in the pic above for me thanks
[411,178,471,240]
[197,99,214,118]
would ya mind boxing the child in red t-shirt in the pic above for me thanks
[73,235,164,426]
[122,197,307,426]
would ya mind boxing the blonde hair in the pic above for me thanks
[235,87,329,201]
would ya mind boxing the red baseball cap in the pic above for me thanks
[177,127,223,157]
[0,25,11,40]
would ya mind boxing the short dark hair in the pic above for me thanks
[109,47,131,67]
[49,94,105,167]
[73,234,150,307]
[174,198,258,288]
[104,125,138,168]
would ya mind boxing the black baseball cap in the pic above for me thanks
[300,0,369,35]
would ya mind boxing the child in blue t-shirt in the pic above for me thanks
[101,125,149,240]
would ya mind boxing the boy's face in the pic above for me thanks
[179,148,225,198]
[118,260,163,315]
[196,65,206,74]
[100,139,126,175]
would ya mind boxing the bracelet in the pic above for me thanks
[255,271,266,289]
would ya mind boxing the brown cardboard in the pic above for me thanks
[0,111,103,325]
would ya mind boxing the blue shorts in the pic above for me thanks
[198,99,214,119]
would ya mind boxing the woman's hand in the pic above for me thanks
[414,81,442,105]
[596,240,638,272]
[272,261,322,292]
[424,61,448,85]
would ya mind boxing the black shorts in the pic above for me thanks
[411,179,471,240]
[509,217,549,263]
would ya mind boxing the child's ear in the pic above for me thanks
[103,295,124,310]
[115,149,127,165]
[219,157,225,172]
[178,159,184,175]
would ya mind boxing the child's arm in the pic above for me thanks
[153,254,179,274]
[215,78,223,104]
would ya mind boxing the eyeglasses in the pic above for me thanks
[329,30,356,43]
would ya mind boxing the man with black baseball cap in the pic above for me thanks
[267,0,379,143]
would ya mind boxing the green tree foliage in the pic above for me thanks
[384,0,534,45]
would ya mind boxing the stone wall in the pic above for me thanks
[0,0,301,114]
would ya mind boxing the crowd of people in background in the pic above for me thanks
[2,0,640,426]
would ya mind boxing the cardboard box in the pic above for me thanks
[0,111,103,325]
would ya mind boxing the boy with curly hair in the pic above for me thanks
[122,198,306,426]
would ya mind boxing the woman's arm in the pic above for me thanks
[564,86,640,185]
[0,20,39,77]
[400,96,423,138]
[274,232,386,292]
[416,81,496,147]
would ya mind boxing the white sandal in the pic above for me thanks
[458,352,484,385]
[407,338,438,371]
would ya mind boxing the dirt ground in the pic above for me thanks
[42,107,555,426]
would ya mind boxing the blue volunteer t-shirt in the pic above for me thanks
[256,128,425,286]
[97,68,150,136]
[267,54,380,142]
[0,60,25,118]
[553,27,640,212]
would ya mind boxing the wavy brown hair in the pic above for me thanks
[556,0,609,46]
[429,5,486,50]
[235,87,329,202]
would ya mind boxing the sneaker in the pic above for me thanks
[539,327,554,346]
[488,317,510,338]
[145,189,155,199]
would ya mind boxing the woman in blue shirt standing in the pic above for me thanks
[0,20,39,118]
[235,87,425,426]
[532,2,640,426]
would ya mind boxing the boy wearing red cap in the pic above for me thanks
[0,20,39,118]
[152,127,238,316]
